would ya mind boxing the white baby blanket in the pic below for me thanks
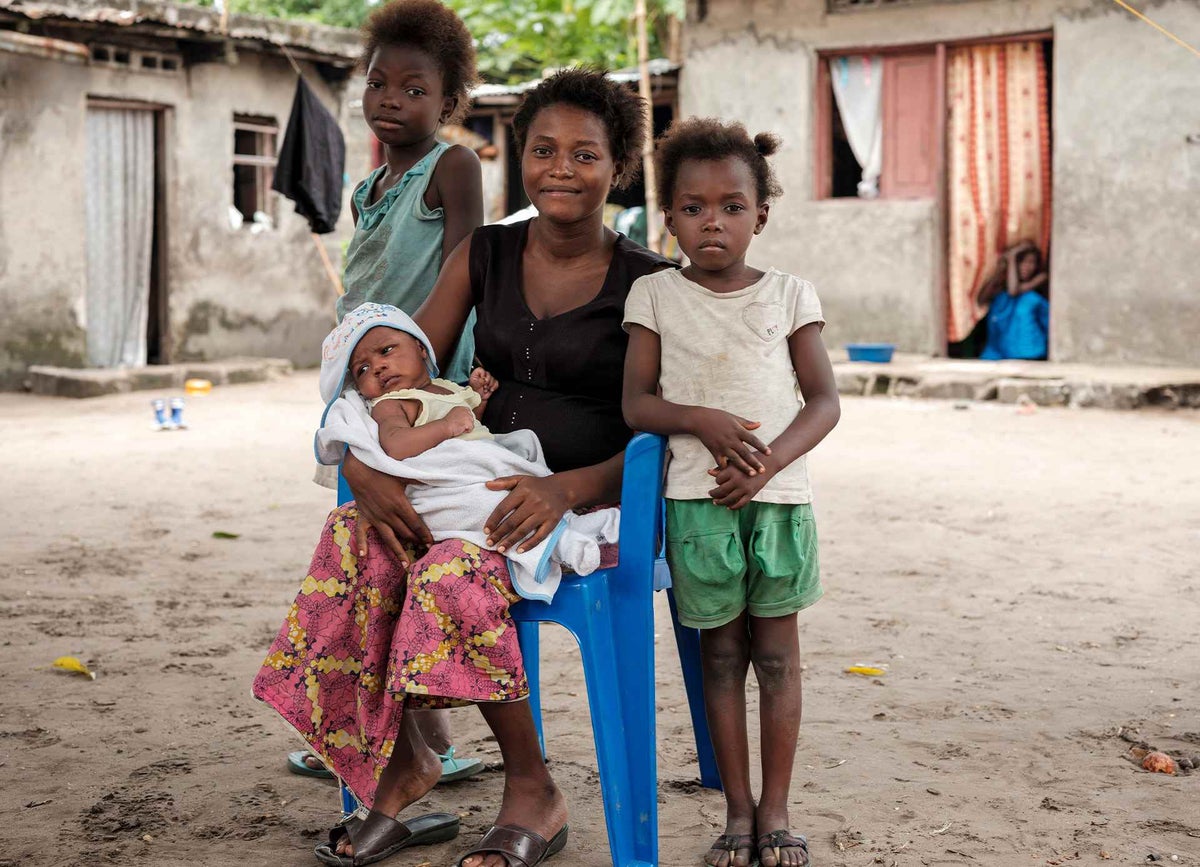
[316,391,619,602]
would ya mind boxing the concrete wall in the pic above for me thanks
[0,44,353,387]
[683,0,1200,365]
[1051,1,1200,365]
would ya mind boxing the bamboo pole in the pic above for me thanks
[311,233,344,297]
[635,0,661,253]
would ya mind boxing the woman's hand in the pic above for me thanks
[484,474,571,555]
[684,407,771,476]
[342,451,432,566]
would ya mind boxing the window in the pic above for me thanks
[232,115,278,224]
[816,49,942,200]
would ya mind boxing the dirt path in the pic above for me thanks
[1,373,1197,866]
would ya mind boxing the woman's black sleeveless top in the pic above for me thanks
[469,219,673,473]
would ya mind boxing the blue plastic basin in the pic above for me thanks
[846,342,896,363]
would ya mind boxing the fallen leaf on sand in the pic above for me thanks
[212,531,240,539]
[52,656,96,680]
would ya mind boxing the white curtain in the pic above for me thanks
[85,108,155,368]
[830,55,884,198]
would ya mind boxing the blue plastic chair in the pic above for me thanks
[512,433,721,867]
[333,435,722,842]
[511,432,663,867]
[665,588,722,791]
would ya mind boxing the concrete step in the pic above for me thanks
[26,358,294,398]
[832,353,1200,410]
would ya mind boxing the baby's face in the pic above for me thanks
[349,326,429,399]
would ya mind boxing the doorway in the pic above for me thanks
[84,99,168,367]
[945,39,1053,359]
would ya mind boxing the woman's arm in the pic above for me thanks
[706,324,841,509]
[413,236,476,367]
[622,324,770,475]
[1017,272,1048,295]
[342,451,432,565]
[433,145,484,265]
[482,451,626,555]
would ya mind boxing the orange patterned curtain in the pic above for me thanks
[946,41,1051,343]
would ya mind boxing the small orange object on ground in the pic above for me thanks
[1142,752,1177,775]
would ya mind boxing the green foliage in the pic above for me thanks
[210,0,682,83]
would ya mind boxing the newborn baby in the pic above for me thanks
[317,303,619,602]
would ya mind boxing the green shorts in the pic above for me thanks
[665,499,822,629]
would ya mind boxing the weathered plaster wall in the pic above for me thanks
[0,45,353,387]
[1050,1,1200,365]
[683,0,1200,365]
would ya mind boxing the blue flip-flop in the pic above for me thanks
[288,749,335,779]
[289,746,482,784]
[437,746,484,783]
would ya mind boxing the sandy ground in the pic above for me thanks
[1,371,1198,867]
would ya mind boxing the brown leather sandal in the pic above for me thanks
[314,809,460,866]
[708,833,756,866]
[455,823,569,867]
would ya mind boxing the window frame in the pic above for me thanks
[232,115,279,224]
[814,32,1049,202]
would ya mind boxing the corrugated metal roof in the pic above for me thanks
[0,0,360,61]
[473,58,681,99]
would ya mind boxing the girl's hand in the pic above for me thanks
[343,452,432,566]
[469,367,499,400]
[685,407,771,476]
[707,457,774,510]
[443,406,476,437]
[484,474,570,554]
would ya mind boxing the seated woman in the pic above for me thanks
[979,240,1050,361]
[253,67,673,867]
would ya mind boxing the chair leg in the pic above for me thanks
[667,589,722,791]
[339,781,359,816]
[515,619,546,761]
[562,594,638,866]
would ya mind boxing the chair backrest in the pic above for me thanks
[614,433,667,574]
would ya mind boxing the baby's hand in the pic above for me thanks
[469,367,499,400]
[444,406,476,437]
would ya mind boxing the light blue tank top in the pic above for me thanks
[338,141,475,384]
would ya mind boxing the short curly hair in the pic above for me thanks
[511,67,646,190]
[655,117,783,207]
[360,0,478,124]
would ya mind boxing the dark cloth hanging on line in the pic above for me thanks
[272,77,346,234]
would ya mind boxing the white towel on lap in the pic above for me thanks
[316,392,619,603]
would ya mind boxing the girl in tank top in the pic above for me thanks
[338,0,485,385]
